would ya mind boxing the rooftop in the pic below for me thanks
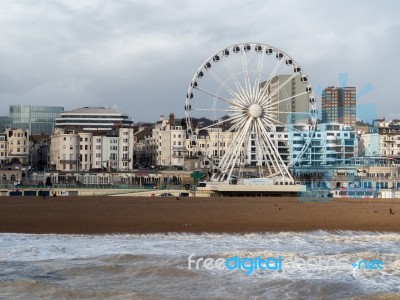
[61,107,125,115]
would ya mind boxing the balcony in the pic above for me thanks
[60,160,77,164]
[291,135,303,141]
[326,136,337,140]
[325,149,336,154]
[326,157,336,162]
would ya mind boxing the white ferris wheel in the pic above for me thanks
[185,43,317,183]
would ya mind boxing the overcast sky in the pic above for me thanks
[0,0,399,123]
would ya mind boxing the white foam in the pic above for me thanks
[1,231,400,299]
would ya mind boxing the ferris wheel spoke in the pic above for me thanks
[261,126,283,174]
[214,122,245,171]
[256,58,283,103]
[229,115,249,133]
[222,57,250,106]
[260,73,297,107]
[252,122,273,176]
[265,110,303,114]
[256,123,281,174]
[219,119,249,172]
[259,135,278,175]
[192,108,243,113]
[253,124,276,174]
[240,49,254,102]
[257,119,291,178]
[252,48,265,99]
[260,114,281,127]
[261,114,306,135]
[197,115,242,131]
[233,91,252,107]
[218,137,238,176]
[204,67,247,106]
[265,91,309,110]
[260,116,288,134]
[226,119,252,181]
[194,86,246,108]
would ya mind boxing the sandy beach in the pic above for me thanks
[1,196,400,234]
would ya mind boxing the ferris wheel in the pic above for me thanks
[185,43,317,183]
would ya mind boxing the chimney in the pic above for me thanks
[169,113,175,127]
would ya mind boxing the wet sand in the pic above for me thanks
[0,196,400,234]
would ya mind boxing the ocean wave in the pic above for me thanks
[0,278,143,300]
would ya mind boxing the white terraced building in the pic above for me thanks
[360,119,400,158]
[0,128,30,165]
[49,127,135,172]
[185,126,290,171]
[55,107,133,132]
[154,114,186,168]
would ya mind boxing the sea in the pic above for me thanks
[0,231,399,299]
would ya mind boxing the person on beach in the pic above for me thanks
[390,208,394,215]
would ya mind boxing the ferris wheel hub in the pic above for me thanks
[248,104,263,118]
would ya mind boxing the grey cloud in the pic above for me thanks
[0,0,399,122]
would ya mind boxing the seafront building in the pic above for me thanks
[3,102,400,198]
[49,127,135,172]
[290,123,358,167]
[154,114,186,168]
[55,107,133,132]
[0,133,7,166]
[134,126,156,167]
[0,105,64,135]
[321,87,356,128]
[49,106,136,172]
[360,119,400,158]
[0,128,30,166]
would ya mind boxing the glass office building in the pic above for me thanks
[0,116,10,132]
[1,105,64,135]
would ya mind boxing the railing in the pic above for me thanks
[0,183,189,190]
